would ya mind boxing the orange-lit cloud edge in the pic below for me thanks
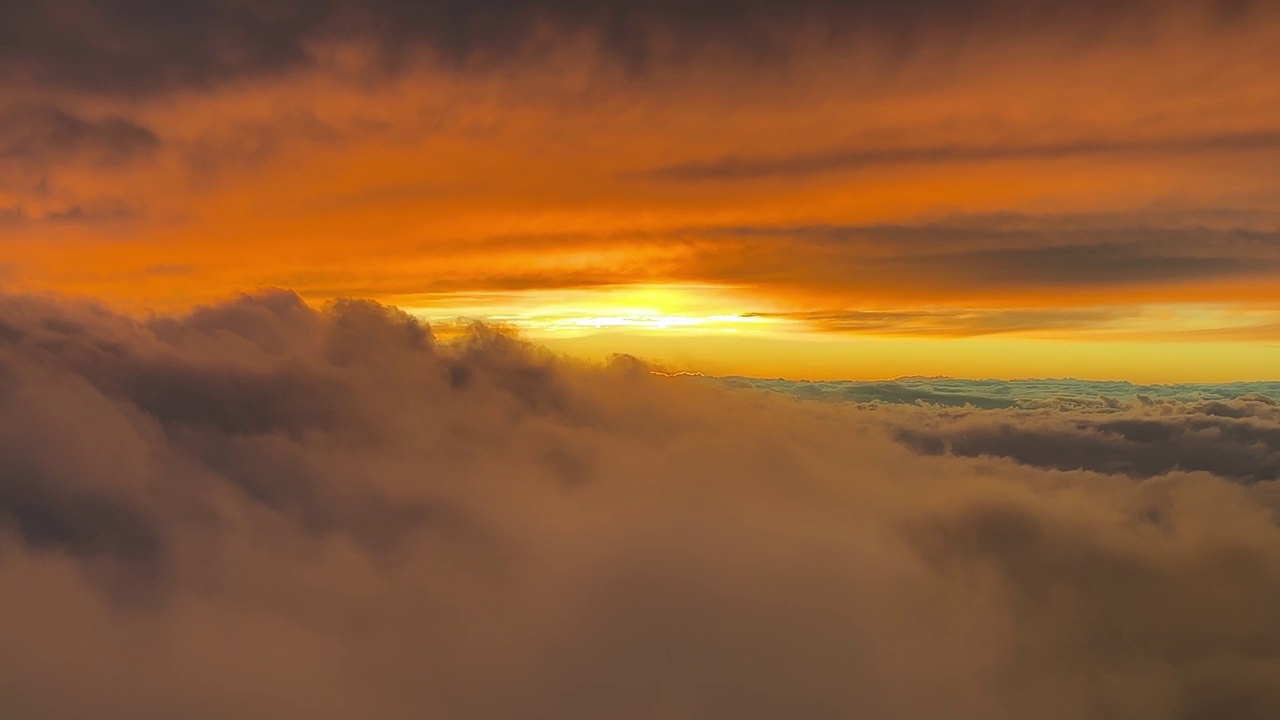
[3,1,1279,382]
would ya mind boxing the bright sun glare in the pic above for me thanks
[401,284,791,338]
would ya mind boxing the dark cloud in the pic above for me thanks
[643,130,1280,181]
[0,0,1264,95]
[683,216,1280,294]
[936,242,1270,288]
[715,212,1280,253]
[739,375,1280,481]
[0,104,159,167]
[4,292,1280,717]
[0,292,438,571]
[890,399,1280,482]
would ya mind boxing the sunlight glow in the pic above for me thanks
[400,283,795,338]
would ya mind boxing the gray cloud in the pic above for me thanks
[3,292,1280,717]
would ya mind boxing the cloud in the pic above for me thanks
[734,375,1280,480]
[752,307,1135,337]
[0,105,160,210]
[933,243,1271,288]
[3,291,1280,717]
[0,199,142,227]
[746,305,1280,342]
[0,105,160,168]
[642,130,1280,181]
[0,0,1267,95]
[677,215,1280,299]
[285,211,1280,306]
[180,110,347,182]
[735,374,1280,407]
[887,399,1280,482]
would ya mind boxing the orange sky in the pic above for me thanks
[2,0,1279,380]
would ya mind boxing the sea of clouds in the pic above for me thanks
[2,291,1279,719]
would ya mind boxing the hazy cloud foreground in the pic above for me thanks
[3,291,1280,718]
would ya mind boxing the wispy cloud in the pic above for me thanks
[753,307,1135,337]
[642,130,1280,181]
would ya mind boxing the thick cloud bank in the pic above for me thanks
[3,291,1280,719]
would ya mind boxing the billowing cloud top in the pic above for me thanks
[3,292,1280,718]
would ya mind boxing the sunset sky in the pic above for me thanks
[9,5,1280,718]
[3,0,1279,380]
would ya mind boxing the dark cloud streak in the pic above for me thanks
[643,130,1280,182]
[683,217,1280,296]
[754,307,1133,337]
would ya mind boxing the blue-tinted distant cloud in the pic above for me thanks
[731,375,1280,408]
[727,375,1280,481]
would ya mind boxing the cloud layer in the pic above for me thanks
[4,0,1264,94]
[3,292,1280,718]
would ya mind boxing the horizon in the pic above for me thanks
[15,287,1280,383]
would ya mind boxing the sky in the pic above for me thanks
[2,0,1279,380]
